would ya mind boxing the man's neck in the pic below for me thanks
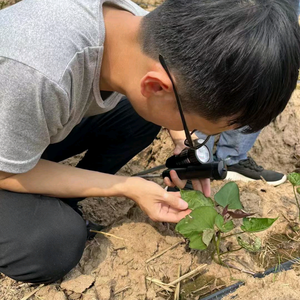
[100,4,147,95]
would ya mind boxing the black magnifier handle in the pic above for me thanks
[162,161,227,181]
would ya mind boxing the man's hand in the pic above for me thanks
[166,130,211,197]
[164,169,211,197]
[125,177,191,223]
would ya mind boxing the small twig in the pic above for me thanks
[114,286,131,295]
[174,265,181,300]
[222,231,244,239]
[269,236,285,244]
[191,279,214,294]
[228,257,256,272]
[212,283,226,292]
[108,203,117,211]
[113,246,126,251]
[21,284,44,300]
[146,277,175,292]
[219,247,243,256]
[157,264,207,292]
[90,230,126,241]
[125,258,134,265]
[260,175,267,184]
[167,264,207,286]
[281,212,294,223]
[17,283,29,288]
[278,249,300,262]
[286,231,300,242]
[146,241,183,263]
[191,284,209,294]
[224,262,255,275]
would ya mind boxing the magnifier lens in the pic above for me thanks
[195,139,211,163]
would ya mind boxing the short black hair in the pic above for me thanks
[140,0,300,132]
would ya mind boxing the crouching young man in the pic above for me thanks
[0,0,299,283]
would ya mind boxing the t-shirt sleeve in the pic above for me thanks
[0,58,69,173]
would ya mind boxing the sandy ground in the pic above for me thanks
[1,1,300,300]
[1,93,299,300]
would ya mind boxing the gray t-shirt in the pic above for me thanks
[0,0,147,173]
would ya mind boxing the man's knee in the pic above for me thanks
[0,192,87,283]
[4,215,86,283]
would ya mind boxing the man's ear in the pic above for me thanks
[140,71,172,98]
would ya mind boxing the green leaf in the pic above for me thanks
[241,217,278,232]
[214,182,243,209]
[288,173,300,187]
[297,187,300,194]
[176,207,218,236]
[188,232,207,250]
[237,236,261,252]
[202,228,214,246]
[215,215,234,233]
[180,190,214,210]
[176,206,218,251]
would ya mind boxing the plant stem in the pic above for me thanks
[212,236,218,264]
[217,233,222,264]
[212,232,223,265]
[211,249,218,264]
[212,237,243,264]
[293,186,300,221]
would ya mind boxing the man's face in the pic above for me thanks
[162,112,237,135]
[184,113,237,136]
[134,97,237,135]
[128,78,238,135]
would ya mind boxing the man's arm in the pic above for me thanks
[0,159,191,223]
[0,159,134,198]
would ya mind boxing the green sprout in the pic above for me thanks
[175,182,277,266]
[287,172,300,221]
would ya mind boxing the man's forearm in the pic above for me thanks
[168,129,186,143]
[0,159,134,199]
[168,129,198,143]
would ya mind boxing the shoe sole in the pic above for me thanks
[225,171,287,186]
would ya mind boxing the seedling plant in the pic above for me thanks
[287,172,300,221]
[0,1,9,10]
[175,182,277,267]
[286,172,300,240]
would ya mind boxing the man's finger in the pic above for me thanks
[192,179,203,192]
[163,192,188,210]
[169,170,186,189]
[158,209,191,223]
[167,206,191,214]
[201,178,211,197]
[192,178,211,197]
[173,145,183,155]
[163,176,175,187]
[167,191,181,197]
